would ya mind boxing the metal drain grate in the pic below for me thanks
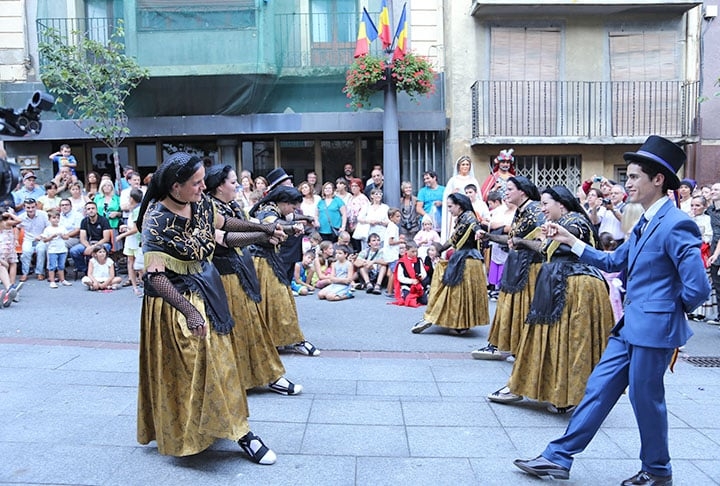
[682,356,720,367]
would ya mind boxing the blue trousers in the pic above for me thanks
[542,332,674,477]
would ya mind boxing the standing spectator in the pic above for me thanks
[411,193,489,335]
[41,209,73,288]
[317,181,346,242]
[236,174,254,209]
[584,187,604,230]
[677,178,696,215]
[69,201,112,276]
[12,172,45,213]
[514,135,709,485]
[347,178,370,253]
[689,195,713,321]
[485,190,515,300]
[596,184,627,245]
[464,184,491,221]
[357,188,389,247]
[334,177,351,205]
[94,178,122,234]
[382,208,404,296]
[442,155,481,241]
[49,144,78,175]
[398,181,420,241]
[416,171,445,234]
[306,170,320,195]
[480,148,515,201]
[116,188,144,296]
[37,182,61,211]
[0,207,22,306]
[119,172,143,225]
[67,182,88,216]
[18,198,49,281]
[254,176,269,195]
[84,171,100,201]
[341,163,355,186]
[364,168,386,203]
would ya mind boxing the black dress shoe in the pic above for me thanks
[513,455,570,480]
[621,470,672,486]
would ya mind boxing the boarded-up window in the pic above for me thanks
[609,31,680,136]
[489,26,561,136]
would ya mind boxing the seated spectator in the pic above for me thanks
[19,198,49,281]
[37,182,61,211]
[317,244,355,301]
[67,181,88,216]
[354,232,387,294]
[292,250,316,296]
[303,230,322,255]
[116,188,144,297]
[12,172,45,213]
[414,215,440,259]
[69,201,113,276]
[391,241,428,307]
[58,198,82,251]
[81,246,122,291]
[312,240,335,289]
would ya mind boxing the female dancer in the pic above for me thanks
[411,193,488,335]
[205,164,303,395]
[136,153,276,464]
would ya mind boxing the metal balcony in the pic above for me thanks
[471,80,699,145]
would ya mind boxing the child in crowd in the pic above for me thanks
[304,231,322,255]
[485,190,515,300]
[292,250,316,296]
[116,188,144,296]
[312,240,335,289]
[37,182,61,211]
[354,232,387,294]
[317,244,355,301]
[423,242,442,290]
[391,241,428,307]
[41,208,72,289]
[49,144,78,176]
[383,208,404,296]
[413,215,440,259]
[0,208,22,307]
[81,246,122,291]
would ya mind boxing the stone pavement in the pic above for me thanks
[1,279,719,485]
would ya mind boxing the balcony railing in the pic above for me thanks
[37,18,124,51]
[471,80,699,142]
[275,12,384,72]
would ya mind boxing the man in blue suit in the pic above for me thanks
[513,136,710,486]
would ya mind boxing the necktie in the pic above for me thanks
[633,215,648,240]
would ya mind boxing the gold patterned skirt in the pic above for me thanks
[424,259,489,329]
[137,293,250,456]
[252,256,305,347]
[508,274,614,408]
[220,273,286,389]
[488,262,542,355]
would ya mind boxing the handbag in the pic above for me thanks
[352,222,370,240]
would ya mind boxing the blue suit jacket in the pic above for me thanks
[579,200,710,349]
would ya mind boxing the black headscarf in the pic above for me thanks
[447,192,474,214]
[543,186,586,215]
[249,185,302,218]
[137,152,203,229]
[509,176,540,201]
[205,164,233,194]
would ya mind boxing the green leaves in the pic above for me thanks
[38,20,149,152]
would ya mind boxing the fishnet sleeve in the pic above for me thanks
[222,216,275,235]
[143,271,205,330]
[223,231,273,248]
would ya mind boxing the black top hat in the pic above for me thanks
[623,136,686,190]
[266,167,293,190]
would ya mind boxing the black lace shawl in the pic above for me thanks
[501,200,545,293]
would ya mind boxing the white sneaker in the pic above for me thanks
[61,280,73,286]
[49,282,58,289]
[411,319,433,334]
[471,344,507,360]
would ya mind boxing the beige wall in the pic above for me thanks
[0,0,28,82]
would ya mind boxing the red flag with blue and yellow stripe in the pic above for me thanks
[392,3,407,61]
[354,8,379,58]
[378,0,392,49]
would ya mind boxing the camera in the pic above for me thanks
[602,198,611,205]
[0,91,55,137]
[0,157,21,202]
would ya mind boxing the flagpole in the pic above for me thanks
[381,1,400,208]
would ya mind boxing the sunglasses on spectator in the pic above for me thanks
[24,198,36,204]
